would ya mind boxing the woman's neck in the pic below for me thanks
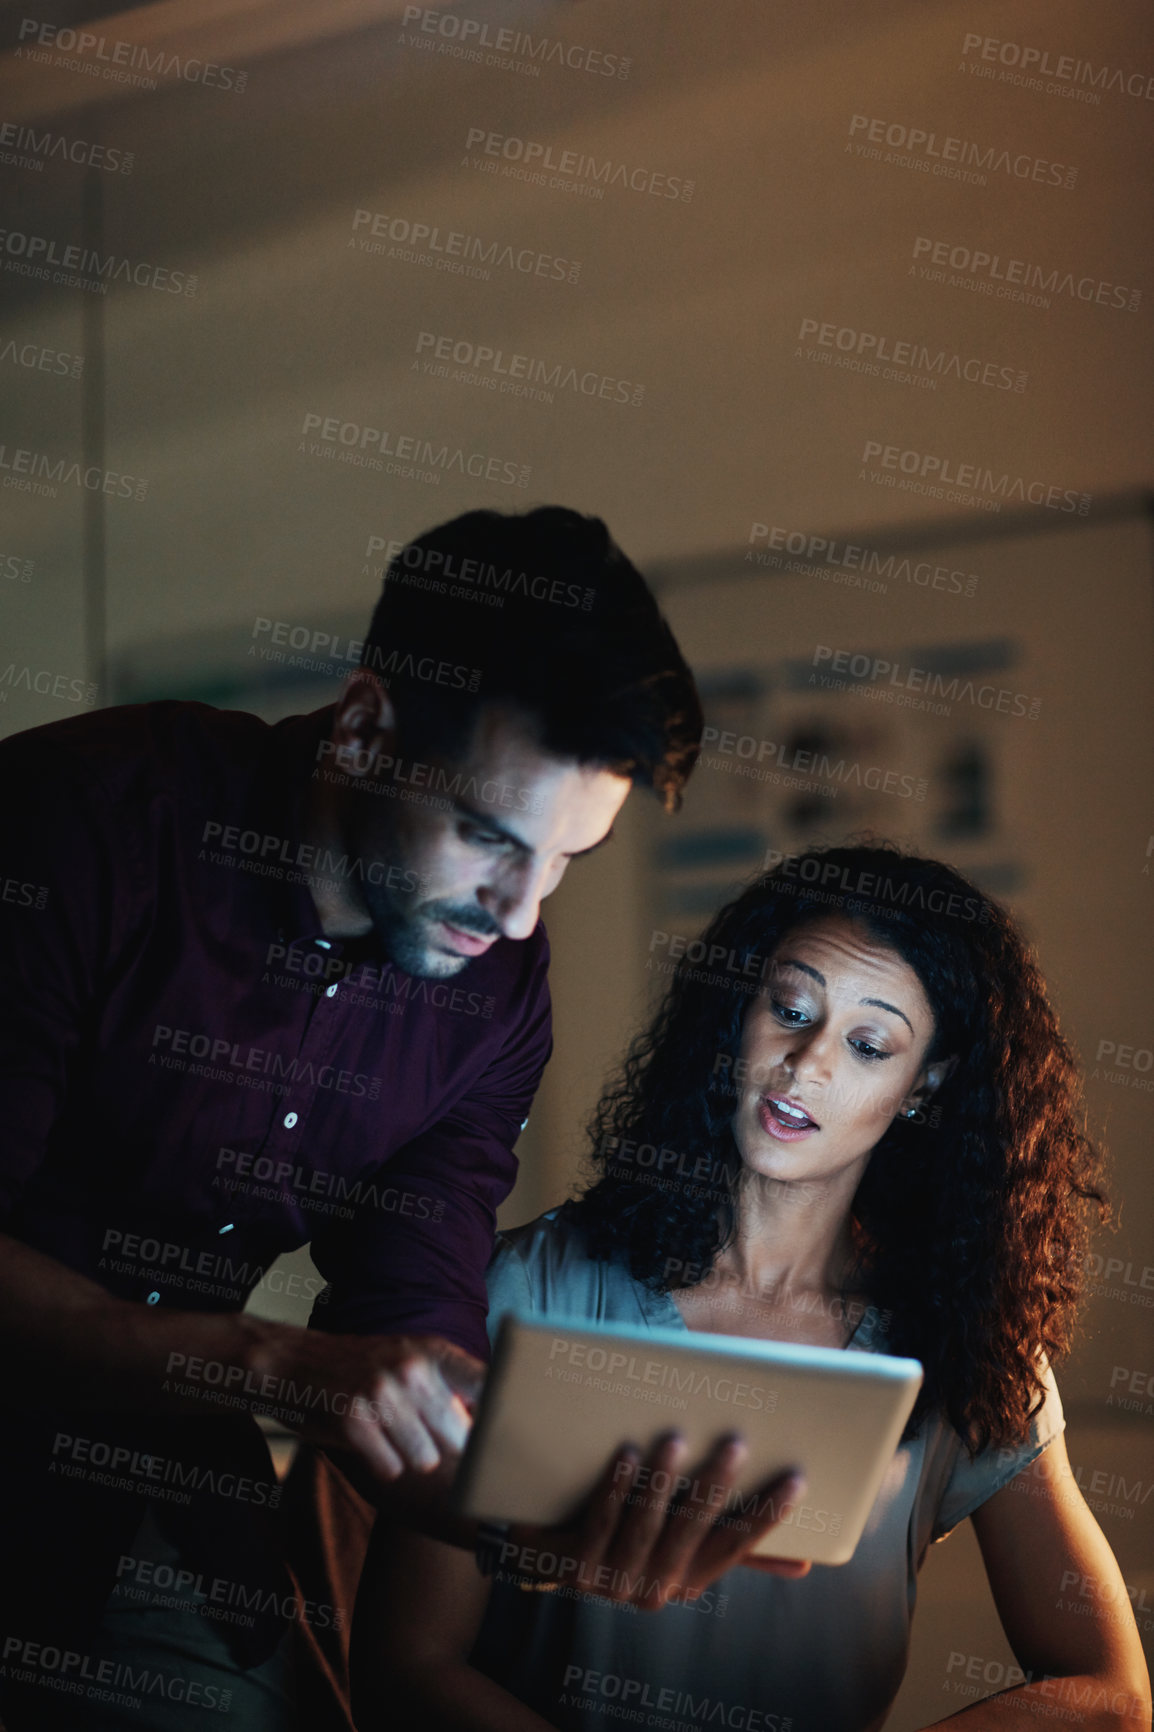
[672,1168,866,1347]
[724,1167,859,1297]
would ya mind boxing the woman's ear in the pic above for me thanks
[898,1054,958,1118]
[923,1054,958,1095]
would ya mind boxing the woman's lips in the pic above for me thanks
[757,1093,821,1143]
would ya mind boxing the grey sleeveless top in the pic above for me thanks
[468,1209,1064,1732]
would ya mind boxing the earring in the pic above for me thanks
[903,1107,918,1119]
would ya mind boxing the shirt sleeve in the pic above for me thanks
[307,939,552,1363]
[0,728,123,1226]
[483,1235,537,1350]
[932,1362,1066,1541]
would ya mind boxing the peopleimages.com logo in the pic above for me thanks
[0,227,197,296]
[0,442,148,502]
[797,319,1026,392]
[364,536,595,611]
[811,644,1041,720]
[747,523,979,597]
[15,17,248,92]
[414,330,645,407]
[0,665,96,705]
[299,411,530,488]
[1,1636,233,1713]
[860,439,1090,515]
[463,128,694,201]
[0,120,134,174]
[960,33,1154,103]
[399,7,631,79]
[559,1667,793,1730]
[909,235,1141,312]
[1,338,84,379]
[847,112,1077,189]
[349,209,581,285]
[698,727,927,803]
[150,1024,382,1101]
[547,1335,775,1411]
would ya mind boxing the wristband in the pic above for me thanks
[474,1520,510,1578]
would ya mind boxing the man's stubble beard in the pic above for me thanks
[353,840,466,981]
[348,831,468,982]
[365,886,470,981]
[348,798,501,980]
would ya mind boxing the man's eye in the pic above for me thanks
[461,823,506,848]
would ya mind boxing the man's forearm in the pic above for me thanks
[0,1229,305,1420]
[0,1230,484,1495]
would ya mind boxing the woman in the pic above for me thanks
[351,844,1151,1731]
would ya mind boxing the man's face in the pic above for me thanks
[341,698,631,978]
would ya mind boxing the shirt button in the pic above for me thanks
[146,1291,160,1306]
[326,983,338,998]
[284,1111,298,1129]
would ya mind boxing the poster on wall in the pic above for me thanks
[649,621,1032,935]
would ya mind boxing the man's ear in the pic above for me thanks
[329,671,397,776]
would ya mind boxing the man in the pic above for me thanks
[0,505,716,1728]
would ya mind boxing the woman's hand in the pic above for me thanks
[505,1430,811,1611]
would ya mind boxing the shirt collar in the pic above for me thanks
[260,704,339,948]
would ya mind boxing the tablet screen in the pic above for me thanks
[454,1314,923,1565]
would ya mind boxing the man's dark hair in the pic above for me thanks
[361,506,702,811]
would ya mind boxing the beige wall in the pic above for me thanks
[3,0,1153,683]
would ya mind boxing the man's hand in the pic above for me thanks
[506,1431,811,1611]
[257,1329,485,1481]
[0,1231,483,1523]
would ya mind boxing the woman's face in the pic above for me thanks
[732,913,942,1188]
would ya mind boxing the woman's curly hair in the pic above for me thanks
[568,843,1106,1453]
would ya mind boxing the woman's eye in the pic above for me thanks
[771,1000,809,1025]
[849,1038,888,1061]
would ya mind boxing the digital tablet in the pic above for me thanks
[454,1314,923,1566]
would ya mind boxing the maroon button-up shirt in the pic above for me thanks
[0,700,551,1659]
[0,699,551,1359]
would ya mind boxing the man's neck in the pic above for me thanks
[298,756,374,938]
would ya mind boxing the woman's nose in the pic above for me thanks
[782,1024,833,1084]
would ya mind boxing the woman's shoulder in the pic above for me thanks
[921,1359,1067,1544]
[488,1205,611,1312]
[485,1206,665,1340]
